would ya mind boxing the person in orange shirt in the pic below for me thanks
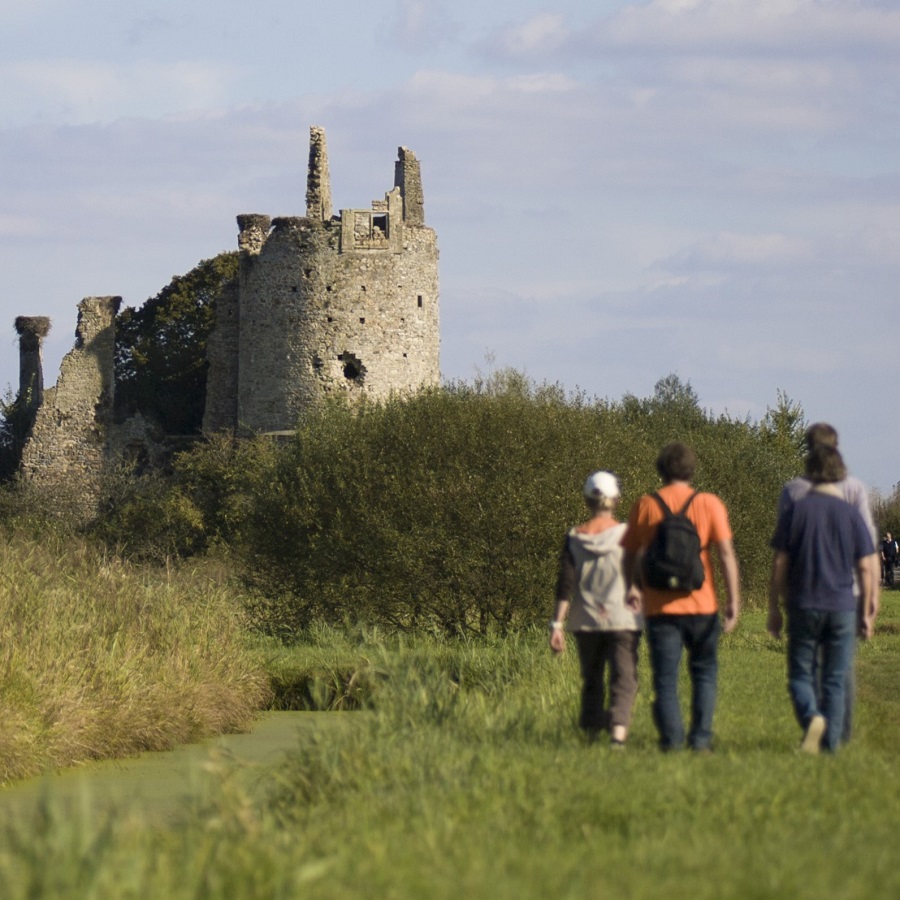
[621,442,740,751]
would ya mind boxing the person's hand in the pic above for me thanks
[549,627,566,655]
[626,585,643,614]
[722,602,739,634]
[859,614,874,641]
[766,607,783,640]
[859,604,876,641]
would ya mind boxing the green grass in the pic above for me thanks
[0,533,270,783]
[1,594,898,898]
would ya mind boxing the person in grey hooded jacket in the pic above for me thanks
[550,471,644,746]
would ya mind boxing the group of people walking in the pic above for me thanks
[550,424,879,754]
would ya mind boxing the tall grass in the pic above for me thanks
[2,596,898,898]
[0,533,270,783]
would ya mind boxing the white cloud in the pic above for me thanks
[390,0,459,48]
[601,0,900,54]
[0,213,44,238]
[663,232,814,271]
[496,13,570,56]
[0,59,241,124]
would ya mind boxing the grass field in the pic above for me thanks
[1,592,898,898]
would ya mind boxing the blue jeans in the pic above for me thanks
[787,608,857,752]
[646,614,720,751]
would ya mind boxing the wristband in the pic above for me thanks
[549,621,564,630]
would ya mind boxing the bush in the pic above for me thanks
[164,372,803,636]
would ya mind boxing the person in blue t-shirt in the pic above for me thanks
[768,445,878,753]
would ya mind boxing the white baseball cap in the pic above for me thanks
[583,471,620,500]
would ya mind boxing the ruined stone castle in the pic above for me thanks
[10,126,440,509]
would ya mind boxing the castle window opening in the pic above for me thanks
[359,317,365,324]
[372,214,387,235]
[417,295,424,308]
[338,352,365,382]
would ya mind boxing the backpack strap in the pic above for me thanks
[653,491,706,550]
[677,491,699,516]
[679,491,708,551]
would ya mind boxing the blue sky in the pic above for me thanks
[2,0,898,492]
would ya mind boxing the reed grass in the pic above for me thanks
[1,568,898,898]
[0,533,270,783]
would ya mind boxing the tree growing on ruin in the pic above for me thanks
[115,252,238,435]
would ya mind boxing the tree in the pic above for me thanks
[0,392,31,481]
[115,252,238,435]
[760,389,807,458]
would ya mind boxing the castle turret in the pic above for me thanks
[306,125,333,222]
[394,146,424,226]
[205,125,440,435]
[14,315,51,412]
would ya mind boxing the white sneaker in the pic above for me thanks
[801,714,826,754]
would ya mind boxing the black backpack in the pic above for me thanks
[641,492,705,591]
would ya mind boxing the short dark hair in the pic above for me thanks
[805,422,838,451]
[656,442,697,483]
[805,445,846,483]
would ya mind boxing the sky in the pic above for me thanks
[2,0,898,493]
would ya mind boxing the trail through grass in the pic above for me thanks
[0,598,898,897]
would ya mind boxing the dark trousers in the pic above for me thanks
[646,613,720,751]
[573,631,641,733]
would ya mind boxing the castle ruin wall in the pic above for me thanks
[207,126,440,435]
[19,297,121,508]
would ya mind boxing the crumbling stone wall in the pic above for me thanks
[19,297,121,510]
[203,125,440,434]
[11,125,441,511]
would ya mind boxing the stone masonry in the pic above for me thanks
[18,297,121,508]
[12,126,441,511]
[203,125,440,433]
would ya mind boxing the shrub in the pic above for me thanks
[185,373,803,636]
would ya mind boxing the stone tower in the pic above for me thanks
[203,126,440,434]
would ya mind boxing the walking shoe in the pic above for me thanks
[801,714,826,754]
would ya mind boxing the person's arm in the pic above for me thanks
[622,548,644,613]
[768,551,788,639]
[869,553,882,618]
[550,536,575,654]
[857,553,878,640]
[549,600,569,654]
[715,538,740,633]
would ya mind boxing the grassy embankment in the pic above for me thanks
[0,533,270,784]
[1,561,898,898]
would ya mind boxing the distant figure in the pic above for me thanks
[777,422,879,743]
[768,445,877,753]
[881,532,897,587]
[621,442,740,753]
[550,471,643,747]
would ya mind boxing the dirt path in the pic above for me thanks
[0,712,350,826]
